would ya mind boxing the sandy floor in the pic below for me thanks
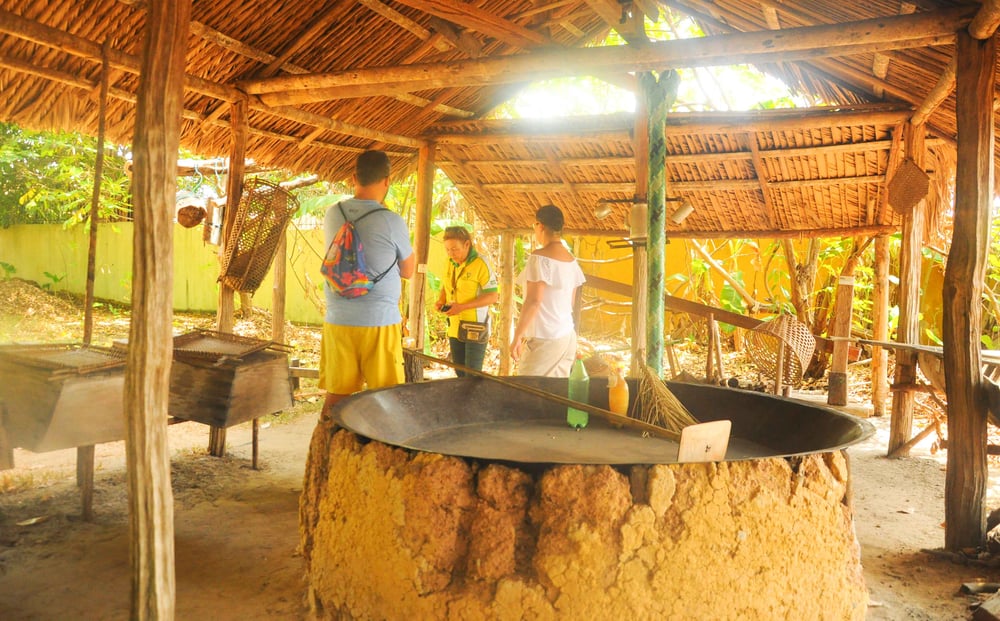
[0,392,998,620]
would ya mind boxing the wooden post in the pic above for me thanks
[713,318,725,381]
[638,70,679,375]
[79,42,110,523]
[0,404,12,471]
[210,97,248,457]
[944,29,995,550]
[498,231,514,375]
[216,98,247,335]
[828,275,855,406]
[126,1,190,616]
[774,340,785,396]
[706,313,717,381]
[631,90,649,378]
[408,142,435,353]
[888,121,926,456]
[271,230,287,344]
[83,44,109,347]
[872,235,890,416]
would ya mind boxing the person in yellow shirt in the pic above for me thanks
[435,226,499,375]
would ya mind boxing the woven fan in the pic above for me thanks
[887,158,930,215]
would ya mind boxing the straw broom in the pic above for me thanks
[629,364,699,434]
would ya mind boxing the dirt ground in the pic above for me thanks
[2,278,1000,620]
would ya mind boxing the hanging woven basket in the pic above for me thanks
[745,315,816,387]
[218,178,299,294]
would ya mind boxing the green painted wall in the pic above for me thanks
[0,223,330,325]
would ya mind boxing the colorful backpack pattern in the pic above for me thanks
[321,203,396,298]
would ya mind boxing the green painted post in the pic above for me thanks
[639,70,679,375]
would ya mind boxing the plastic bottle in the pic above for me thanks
[607,362,629,416]
[567,356,590,429]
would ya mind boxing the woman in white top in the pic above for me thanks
[510,204,587,377]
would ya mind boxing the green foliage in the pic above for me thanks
[0,261,14,279]
[0,123,132,228]
[41,271,64,291]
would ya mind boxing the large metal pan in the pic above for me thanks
[334,377,874,465]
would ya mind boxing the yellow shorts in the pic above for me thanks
[319,323,405,395]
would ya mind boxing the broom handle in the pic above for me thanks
[404,349,680,441]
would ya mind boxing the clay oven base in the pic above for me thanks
[300,421,867,620]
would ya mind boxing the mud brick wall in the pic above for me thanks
[300,422,867,620]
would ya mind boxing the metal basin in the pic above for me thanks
[333,377,874,464]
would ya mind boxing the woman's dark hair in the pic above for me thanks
[356,150,391,186]
[443,225,472,243]
[536,204,564,232]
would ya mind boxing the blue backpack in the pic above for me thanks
[320,203,396,298]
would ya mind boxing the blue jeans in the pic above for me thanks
[449,337,487,376]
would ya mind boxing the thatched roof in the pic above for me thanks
[0,0,991,237]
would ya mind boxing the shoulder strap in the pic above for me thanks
[353,206,389,224]
[336,202,388,225]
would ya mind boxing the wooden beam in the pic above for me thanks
[944,29,995,551]
[126,0,189,616]
[188,20,308,74]
[426,15,484,57]
[242,8,973,104]
[458,173,885,195]
[664,1,956,138]
[359,0,451,52]
[271,105,423,148]
[430,106,913,146]
[911,57,958,126]
[391,0,549,48]
[584,0,645,42]
[969,0,1000,39]
[444,137,944,168]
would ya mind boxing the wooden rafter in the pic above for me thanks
[745,134,779,229]
[256,3,346,78]
[458,173,885,195]
[391,0,550,48]
[541,144,584,206]
[241,8,972,105]
[359,0,451,52]
[425,15,484,57]
[439,144,492,198]
[0,9,422,147]
[430,106,911,145]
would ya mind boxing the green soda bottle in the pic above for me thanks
[567,356,590,429]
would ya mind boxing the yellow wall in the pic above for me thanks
[0,224,946,339]
[0,223,329,325]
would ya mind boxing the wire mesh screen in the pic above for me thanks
[218,178,299,293]
[745,315,816,387]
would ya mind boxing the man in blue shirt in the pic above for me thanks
[319,150,414,421]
